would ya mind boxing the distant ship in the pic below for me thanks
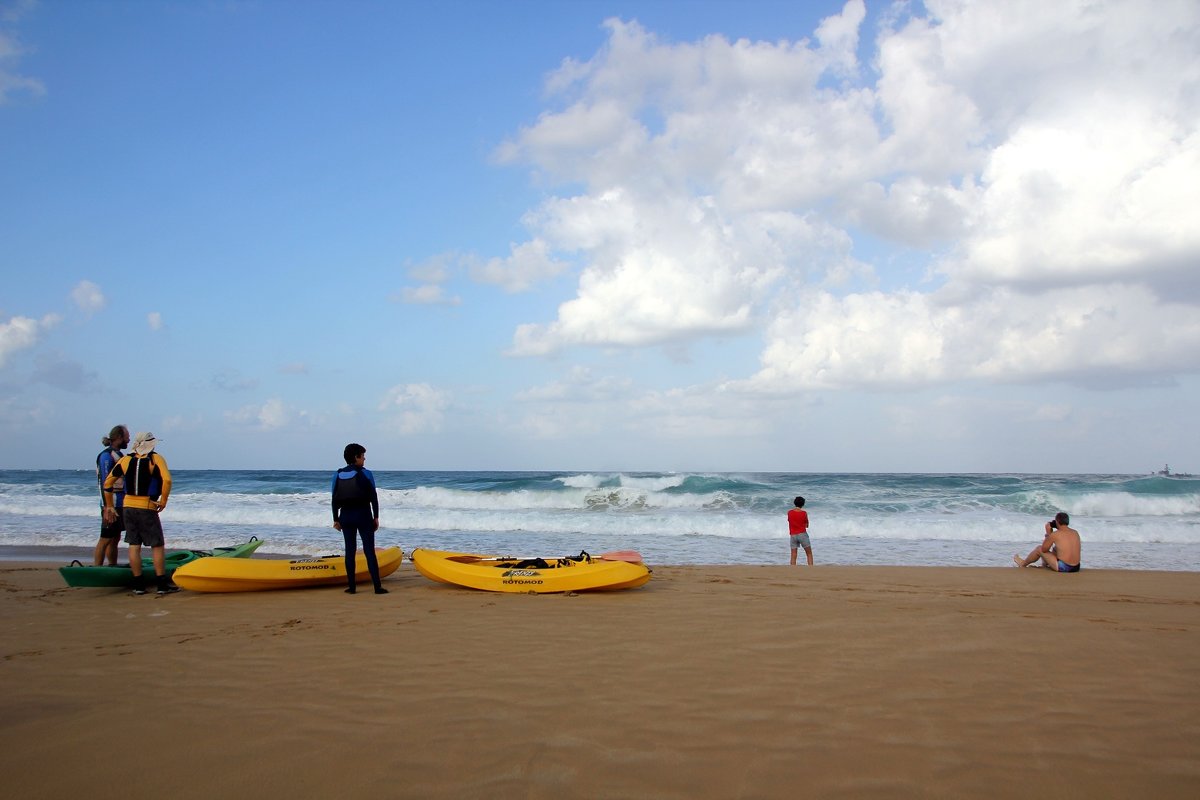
[1153,464,1196,478]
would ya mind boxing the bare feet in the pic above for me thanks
[1013,555,1025,567]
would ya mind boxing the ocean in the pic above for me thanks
[3,469,1199,570]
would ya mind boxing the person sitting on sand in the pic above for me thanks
[1014,512,1081,572]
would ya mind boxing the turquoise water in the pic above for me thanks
[3,470,1198,569]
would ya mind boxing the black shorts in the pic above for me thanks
[123,507,164,547]
[99,514,125,539]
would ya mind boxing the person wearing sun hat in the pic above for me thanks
[103,432,177,595]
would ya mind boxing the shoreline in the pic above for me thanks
[3,561,1198,798]
[0,544,304,564]
[8,542,1200,572]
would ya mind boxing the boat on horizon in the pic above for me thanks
[1153,464,1196,478]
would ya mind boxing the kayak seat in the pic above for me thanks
[510,558,551,570]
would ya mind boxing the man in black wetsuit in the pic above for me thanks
[331,443,387,594]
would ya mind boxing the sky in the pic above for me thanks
[1,0,1198,473]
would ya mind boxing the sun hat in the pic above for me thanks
[131,432,159,456]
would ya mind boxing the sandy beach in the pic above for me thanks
[2,560,1198,799]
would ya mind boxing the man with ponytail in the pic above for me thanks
[94,425,129,566]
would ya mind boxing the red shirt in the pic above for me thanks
[788,508,809,534]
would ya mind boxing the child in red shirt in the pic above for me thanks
[788,496,812,566]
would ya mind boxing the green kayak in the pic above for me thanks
[58,537,264,588]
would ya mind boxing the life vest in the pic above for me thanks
[124,453,164,499]
[333,466,373,505]
[96,449,125,493]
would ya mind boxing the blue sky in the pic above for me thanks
[2,0,1198,472]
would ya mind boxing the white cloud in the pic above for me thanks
[815,0,866,76]
[147,312,164,331]
[494,0,1200,391]
[844,176,977,248]
[873,5,987,180]
[495,10,893,357]
[741,283,1200,391]
[397,284,462,306]
[953,113,1200,290]
[407,252,458,284]
[508,190,809,355]
[226,398,289,430]
[378,383,450,435]
[0,1,44,105]
[470,239,568,293]
[496,16,876,205]
[516,366,632,402]
[391,252,466,305]
[70,281,106,314]
[0,313,60,368]
[864,1,1200,293]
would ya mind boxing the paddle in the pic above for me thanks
[598,549,643,563]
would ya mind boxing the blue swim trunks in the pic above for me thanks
[1057,561,1080,573]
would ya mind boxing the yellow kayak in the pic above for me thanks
[171,547,403,593]
[411,548,651,594]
